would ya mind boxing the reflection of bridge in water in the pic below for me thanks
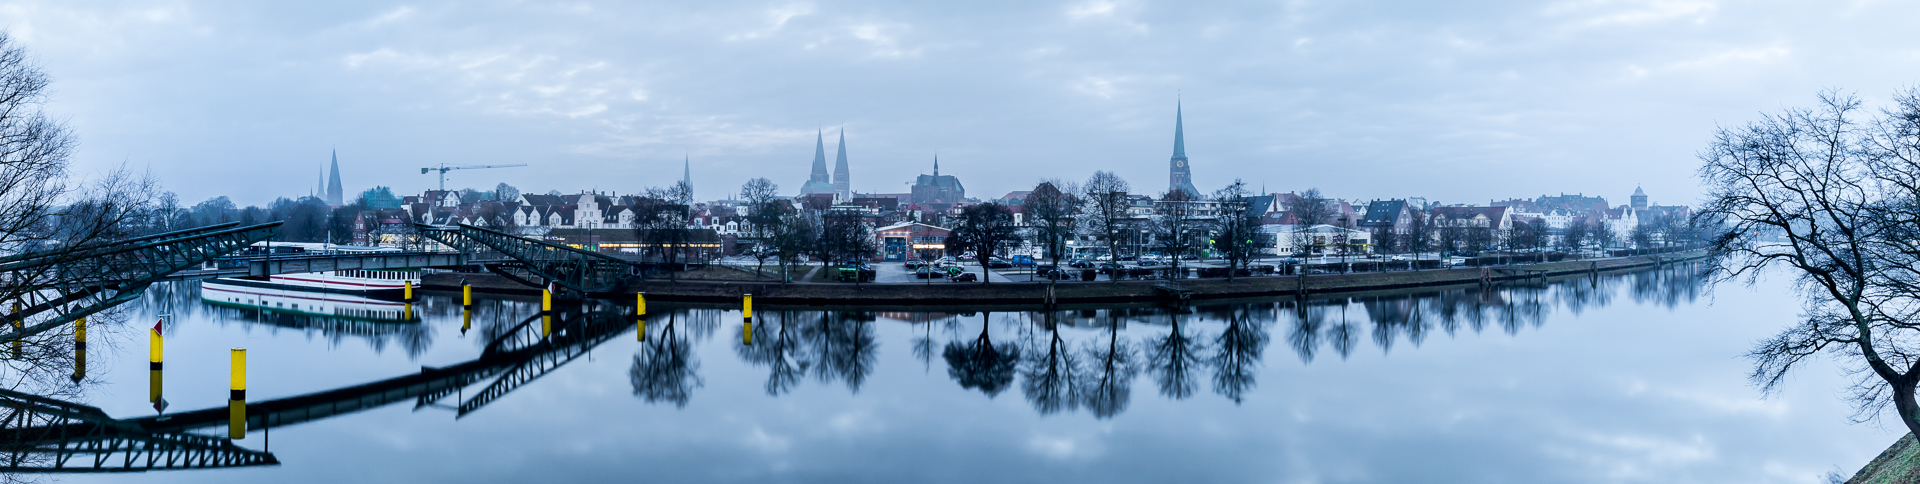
[2,303,639,473]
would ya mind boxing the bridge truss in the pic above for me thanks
[0,389,277,472]
[414,224,636,294]
[2,222,281,342]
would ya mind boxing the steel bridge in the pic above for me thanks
[0,389,277,473]
[1,222,281,342]
[127,306,637,433]
[414,223,638,294]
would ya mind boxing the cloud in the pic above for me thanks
[725,3,814,41]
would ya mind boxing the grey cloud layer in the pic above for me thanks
[4,0,1915,205]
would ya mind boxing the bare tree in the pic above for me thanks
[495,182,520,202]
[1287,188,1334,255]
[947,202,1023,284]
[1558,219,1588,255]
[1697,88,1920,438]
[1403,208,1433,268]
[1080,171,1132,282]
[1213,180,1264,281]
[1024,180,1079,269]
[1593,218,1618,251]
[1147,190,1210,280]
[739,178,783,279]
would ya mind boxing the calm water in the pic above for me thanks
[32,266,1897,483]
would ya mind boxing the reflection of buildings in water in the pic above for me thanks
[876,311,961,324]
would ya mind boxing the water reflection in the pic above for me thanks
[218,264,1702,421]
[2,264,1717,476]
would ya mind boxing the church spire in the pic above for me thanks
[683,155,692,195]
[833,128,850,199]
[1172,99,1187,161]
[326,148,344,206]
[801,129,836,195]
[933,153,939,177]
[1169,98,1199,198]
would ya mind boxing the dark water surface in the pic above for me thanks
[45,267,1896,483]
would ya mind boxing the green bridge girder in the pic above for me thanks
[414,223,637,294]
[2,222,282,342]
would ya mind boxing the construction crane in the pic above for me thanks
[421,163,528,191]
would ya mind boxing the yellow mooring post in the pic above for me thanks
[404,280,414,301]
[461,309,472,334]
[11,302,20,359]
[636,292,647,317]
[636,319,647,342]
[150,320,163,405]
[71,317,86,383]
[463,283,472,307]
[229,348,246,439]
[541,286,553,313]
[541,314,552,338]
[403,303,414,321]
[742,294,753,345]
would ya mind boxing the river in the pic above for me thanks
[22,265,1896,483]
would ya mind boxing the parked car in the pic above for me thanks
[836,264,877,282]
[1067,259,1094,269]
[1280,257,1302,264]
[1364,253,1383,259]
[1096,262,1125,273]
[914,267,943,278]
[949,272,979,282]
[904,260,925,269]
[1034,265,1070,280]
[1136,259,1162,267]
[1389,255,1411,261]
[986,258,1014,269]
[1444,257,1468,267]
[1011,255,1036,267]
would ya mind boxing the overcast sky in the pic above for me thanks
[4,0,1917,208]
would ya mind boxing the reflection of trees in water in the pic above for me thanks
[1020,312,1081,415]
[1145,312,1204,400]
[1079,317,1139,419]
[943,312,1020,397]
[1628,264,1706,309]
[1210,308,1269,404]
[806,312,878,393]
[1364,294,1427,353]
[630,312,702,408]
[731,310,879,395]
[735,311,806,396]
[1275,266,1707,365]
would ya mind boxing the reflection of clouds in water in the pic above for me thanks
[744,426,791,453]
[1026,433,1103,460]
[1547,432,1716,481]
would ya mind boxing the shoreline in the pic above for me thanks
[421,251,1706,307]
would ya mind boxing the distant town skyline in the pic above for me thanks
[6,1,1917,207]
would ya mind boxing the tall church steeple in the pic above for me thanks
[326,149,344,206]
[683,155,693,200]
[1169,99,1200,198]
[833,128,851,200]
[801,130,836,196]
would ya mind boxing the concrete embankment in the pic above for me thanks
[422,251,1704,307]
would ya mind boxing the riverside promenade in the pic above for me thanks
[423,251,1705,307]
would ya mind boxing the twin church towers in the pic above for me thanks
[799,100,1199,201]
